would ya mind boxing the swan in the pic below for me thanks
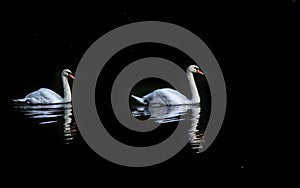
[131,65,203,105]
[13,69,74,104]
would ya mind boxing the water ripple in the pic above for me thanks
[131,104,205,153]
[13,103,77,144]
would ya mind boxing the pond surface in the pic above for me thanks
[13,103,77,145]
[13,102,206,153]
[131,104,205,153]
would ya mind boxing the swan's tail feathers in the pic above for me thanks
[131,95,147,105]
[13,98,26,103]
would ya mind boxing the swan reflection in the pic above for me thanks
[13,103,77,144]
[13,102,206,151]
[131,104,205,153]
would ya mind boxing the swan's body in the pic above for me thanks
[13,69,74,104]
[131,65,203,106]
[132,88,191,105]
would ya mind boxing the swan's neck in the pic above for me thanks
[186,71,200,104]
[62,76,72,103]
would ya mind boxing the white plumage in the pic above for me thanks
[131,65,203,106]
[13,69,74,104]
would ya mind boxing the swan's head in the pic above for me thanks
[62,69,75,79]
[187,65,203,75]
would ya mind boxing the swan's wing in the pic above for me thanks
[25,88,62,104]
[144,88,190,105]
[39,88,62,100]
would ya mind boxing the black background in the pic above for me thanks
[1,0,299,182]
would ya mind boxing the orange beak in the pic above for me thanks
[196,69,204,75]
[68,73,75,79]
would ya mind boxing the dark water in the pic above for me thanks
[2,1,296,179]
[12,103,77,144]
[131,104,205,153]
[11,100,207,155]
[3,98,215,180]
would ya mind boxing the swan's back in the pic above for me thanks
[143,88,191,105]
[24,88,63,104]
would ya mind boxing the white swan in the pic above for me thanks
[131,65,203,105]
[13,69,74,104]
